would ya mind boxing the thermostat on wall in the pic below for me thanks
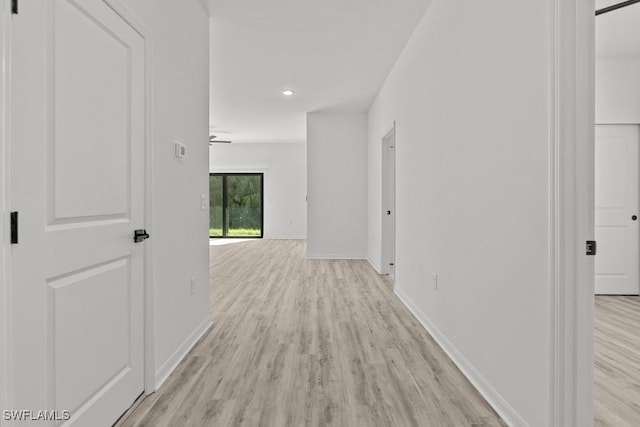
[174,141,186,159]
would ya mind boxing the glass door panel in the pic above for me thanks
[210,173,263,238]
[227,175,262,237]
[209,175,224,237]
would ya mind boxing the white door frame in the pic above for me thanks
[1,0,13,419]
[551,0,595,425]
[0,2,157,420]
[102,0,156,395]
[381,122,396,279]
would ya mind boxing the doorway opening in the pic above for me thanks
[210,173,264,238]
[593,2,640,424]
[381,124,396,281]
[593,126,640,423]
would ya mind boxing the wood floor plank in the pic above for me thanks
[594,295,640,426]
[116,240,506,426]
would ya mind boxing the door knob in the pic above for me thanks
[134,229,150,243]
[633,215,638,221]
[387,210,391,215]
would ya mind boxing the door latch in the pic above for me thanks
[10,212,18,244]
[586,240,597,256]
[134,229,150,243]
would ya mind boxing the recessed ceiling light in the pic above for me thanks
[282,89,294,96]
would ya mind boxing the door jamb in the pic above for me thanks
[550,0,595,425]
[1,0,13,420]
[103,0,156,394]
[381,122,396,278]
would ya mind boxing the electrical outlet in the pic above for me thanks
[432,273,438,290]
[201,194,207,210]
[190,277,197,295]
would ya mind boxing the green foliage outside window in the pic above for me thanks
[210,174,262,237]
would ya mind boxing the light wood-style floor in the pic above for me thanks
[594,295,640,426]
[116,239,505,426]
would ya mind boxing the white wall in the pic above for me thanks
[209,143,307,239]
[307,113,368,258]
[368,1,551,425]
[126,0,211,387]
[596,56,640,123]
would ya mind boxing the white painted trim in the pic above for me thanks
[0,0,12,422]
[394,287,528,427]
[574,1,595,424]
[549,0,595,425]
[367,257,382,274]
[264,235,306,240]
[380,121,396,277]
[305,254,367,260]
[103,0,156,395]
[154,317,213,390]
[548,3,561,424]
[595,121,640,126]
[211,168,269,173]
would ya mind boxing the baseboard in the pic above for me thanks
[264,235,306,240]
[305,253,367,260]
[367,257,382,274]
[154,316,213,390]
[394,287,528,427]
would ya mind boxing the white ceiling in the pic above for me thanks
[208,0,432,143]
[596,0,640,57]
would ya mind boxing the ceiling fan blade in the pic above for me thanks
[209,134,232,144]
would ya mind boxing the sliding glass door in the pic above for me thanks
[210,175,224,237]
[209,173,263,238]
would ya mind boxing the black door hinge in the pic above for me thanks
[11,0,18,14]
[586,240,597,256]
[10,212,18,244]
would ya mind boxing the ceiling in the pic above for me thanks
[596,0,640,56]
[208,0,432,143]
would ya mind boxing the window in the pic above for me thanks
[209,173,263,238]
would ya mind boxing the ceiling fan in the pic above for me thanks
[209,135,232,144]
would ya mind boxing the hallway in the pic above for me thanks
[116,239,504,426]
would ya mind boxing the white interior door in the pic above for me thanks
[595,124,640,295]
[10,0,146,425]
[381,127,396,280]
